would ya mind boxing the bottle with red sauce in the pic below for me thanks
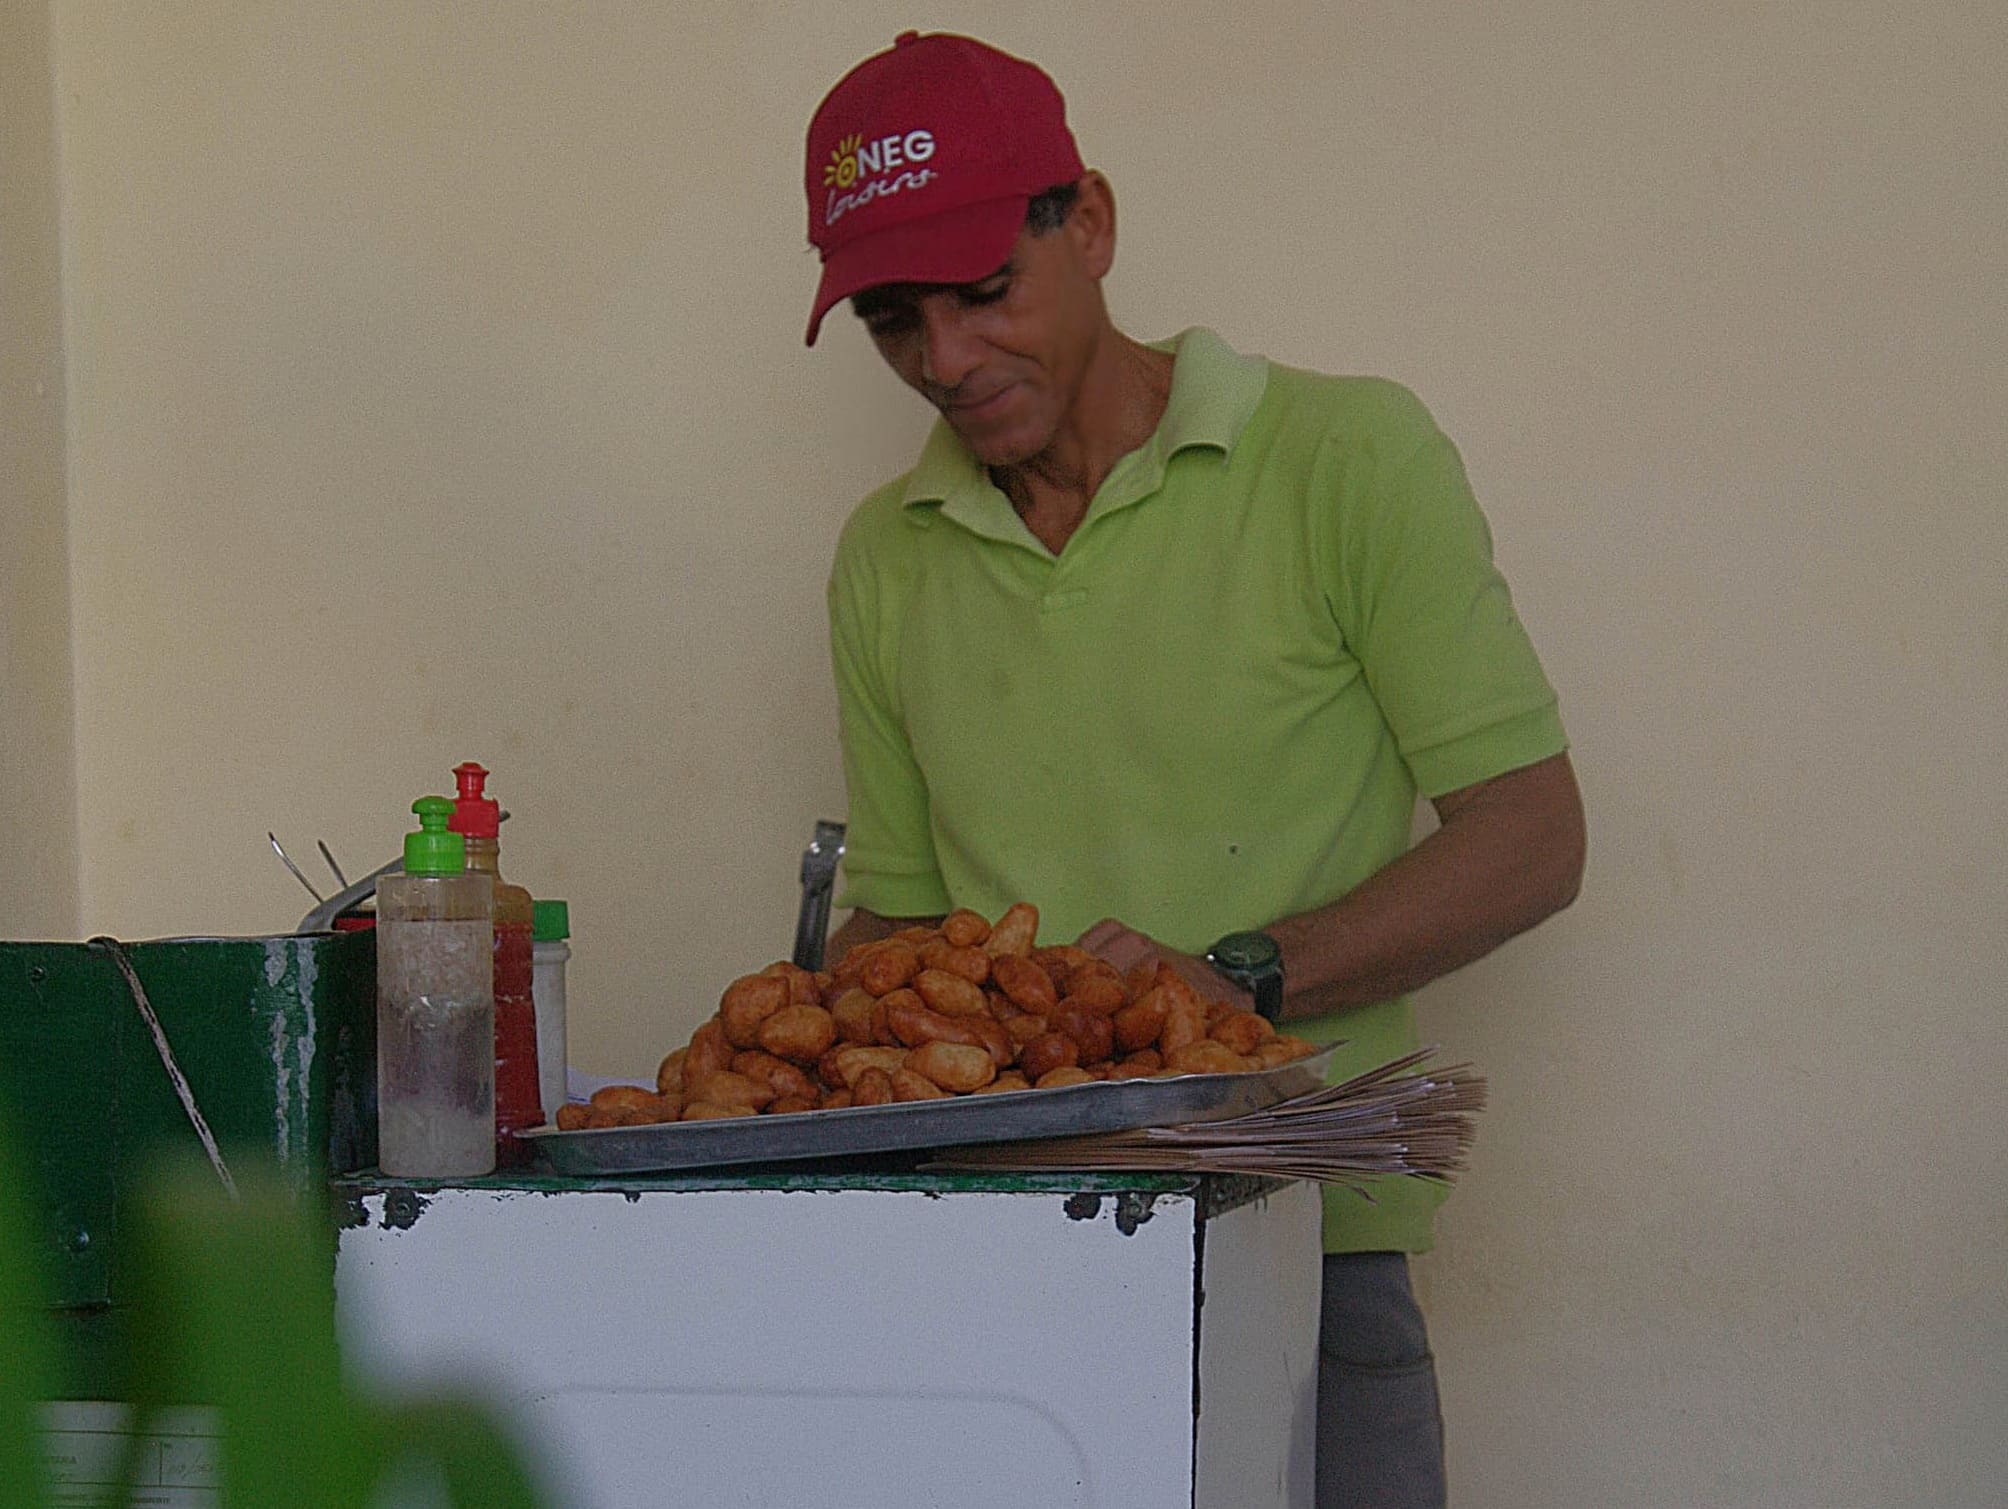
[448,760,543,1166]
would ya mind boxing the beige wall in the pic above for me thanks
[0,0,78,936]
[27,2,2008,1502]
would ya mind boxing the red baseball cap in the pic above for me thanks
[802,31,1086,345]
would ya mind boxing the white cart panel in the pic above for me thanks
[335,1174,1319,1509]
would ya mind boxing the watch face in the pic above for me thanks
[1211,931,1280,973]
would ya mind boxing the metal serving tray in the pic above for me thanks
[521,1045,1337,1177]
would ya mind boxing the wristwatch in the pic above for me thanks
[1205,930,1284,1023]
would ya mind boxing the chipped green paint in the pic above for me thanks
[1197,1174,1289,1223]
[1112,1190,1161,1235]
[330,1167,1293,1227]
[0,932,376,1397]
[1062,1189,1165,1233]
[333,1167,1204,1200]
[380,1188,428,1231]
[331,1165,1290,1247]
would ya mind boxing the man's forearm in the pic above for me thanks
[829,757,1584,1019]
[1269,752,1586,1020]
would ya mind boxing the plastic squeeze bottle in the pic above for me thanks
[376,796,496,1178]
[448,761,543,1164]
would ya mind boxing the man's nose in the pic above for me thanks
[918,301,982,391]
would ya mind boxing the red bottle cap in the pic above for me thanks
[447,761,501,839]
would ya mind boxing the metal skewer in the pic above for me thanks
[269,832,326,903]
[316,840,349,889]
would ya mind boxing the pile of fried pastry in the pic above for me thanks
[555,903,1319,1129]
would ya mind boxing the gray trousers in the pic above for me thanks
[1317,1251,1448,1509]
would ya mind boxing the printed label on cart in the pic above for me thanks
[41,1401,221,1507]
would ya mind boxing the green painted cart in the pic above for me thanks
[0,931,377,1398]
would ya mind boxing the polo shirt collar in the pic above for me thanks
[900,327,1267,546]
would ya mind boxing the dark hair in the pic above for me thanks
[1024,181,1081,235]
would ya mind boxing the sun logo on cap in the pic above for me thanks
[823,133,862,189]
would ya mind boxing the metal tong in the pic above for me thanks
[791,819,847,971]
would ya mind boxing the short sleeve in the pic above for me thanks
[1324,387,1568,797]
[826,540,954,917]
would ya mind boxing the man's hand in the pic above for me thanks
[1076,918,1254,1014]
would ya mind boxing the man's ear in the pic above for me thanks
[1069,171,1118,280]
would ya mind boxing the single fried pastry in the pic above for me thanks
[890,1067,951,1101]
[1163,1040,1253,1076]
[758,1003,838,1064]
[906,1040,998,1093]
[941,909,991,948]
[983,902,1039,957]
[1034,1065,1095,1089]
[720,973,791,1049]
[991,953,1059,1014]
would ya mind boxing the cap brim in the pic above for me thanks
[805,195,1029,346]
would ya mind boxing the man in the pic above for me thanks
[804,32,1586,1509]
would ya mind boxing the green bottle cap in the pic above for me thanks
[404,795,467,875]
[533,898,570,941]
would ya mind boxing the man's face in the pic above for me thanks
[850,209,1106,469]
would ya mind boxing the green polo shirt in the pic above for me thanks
[827,327,1567,1251]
